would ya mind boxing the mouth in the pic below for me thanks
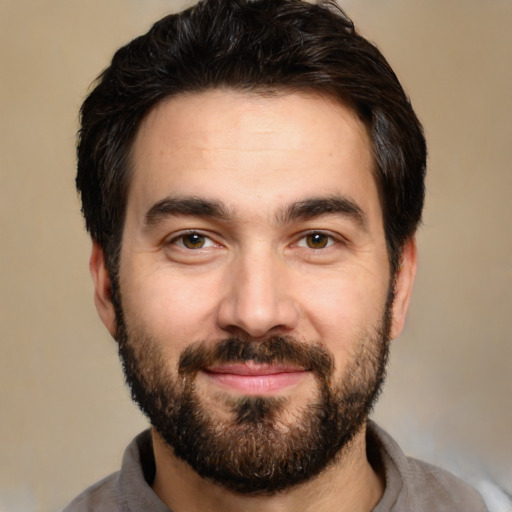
[203,362,309,395]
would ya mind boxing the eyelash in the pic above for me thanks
[294,231,340,250]
[169,231,218,250]
[168,230,343,251]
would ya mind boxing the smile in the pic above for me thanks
[203,363,309,395]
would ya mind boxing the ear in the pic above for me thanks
[390,237,418,340]
[89,241,117,338]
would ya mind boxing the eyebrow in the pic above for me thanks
[143,194,368,231]
[278,196,368,230]
[144,196,230,227]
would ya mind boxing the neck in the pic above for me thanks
[151,424,384,512]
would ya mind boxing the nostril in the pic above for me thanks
[217,298,299,339]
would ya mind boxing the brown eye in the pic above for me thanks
[181,233,206,249]
[305,233,329,249]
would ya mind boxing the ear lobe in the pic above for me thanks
[89,241,117,338]
[390,237,418,340]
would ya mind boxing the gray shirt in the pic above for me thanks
[61,421,487,511]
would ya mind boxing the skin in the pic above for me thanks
[90,89,417,512]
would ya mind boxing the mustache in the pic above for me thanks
[178,335,334,379]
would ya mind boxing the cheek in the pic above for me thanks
[299,268,389,353]
[119,264,225,355]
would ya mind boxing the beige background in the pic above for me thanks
[1,1,511,511]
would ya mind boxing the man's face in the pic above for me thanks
[92,89,415,493]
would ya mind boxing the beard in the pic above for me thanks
[113,292,393,495]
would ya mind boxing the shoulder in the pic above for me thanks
[59,430,164,512]
[60,472,121,512]
[404,456,488,512]
[367,421,488,512]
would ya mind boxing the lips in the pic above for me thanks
[203,362,308,395]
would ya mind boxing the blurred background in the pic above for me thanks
[1,1,511,510]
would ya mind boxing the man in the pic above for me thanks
[64,0,487,510]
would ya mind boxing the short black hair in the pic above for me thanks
[77,0,426,276]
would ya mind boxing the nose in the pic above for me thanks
[216,250,299,338]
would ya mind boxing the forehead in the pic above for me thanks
[128,89,379,224]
